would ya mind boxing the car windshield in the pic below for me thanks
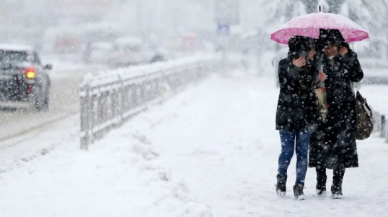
[124,46,140,52]
[0,50,27,63]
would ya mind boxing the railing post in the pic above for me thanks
[91,94,97,143]
[118,76,125,124]
[80,84,90,150]
[140,83,146,104]
[385,119,388,143]
[102,90,109,136]
[143,77,150,103]
[380,115,386,138]
[135,84,141,106]
[125,86,131,111]
[111,89,118,123]
[132,84,138,108]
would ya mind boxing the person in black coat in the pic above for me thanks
[275,36,318,200]
[309,29,364,199]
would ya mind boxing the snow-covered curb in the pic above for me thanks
[0,111,213,217]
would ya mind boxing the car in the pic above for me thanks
[85,42,115,64]
[0,44,52,110]
[148,47,170,63]
[149,51,165,63]
[110,37,147,66]
[271,47,288,87]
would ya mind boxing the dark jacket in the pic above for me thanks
[309,48,364,169]
[275,58,318,132]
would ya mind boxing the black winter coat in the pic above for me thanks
[309,49,364,169]
[276,58,318,132]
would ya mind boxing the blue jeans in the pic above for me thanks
[278,130,311,185]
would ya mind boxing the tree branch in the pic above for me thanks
[301,0,318,13]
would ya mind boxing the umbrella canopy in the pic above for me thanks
[271,13,369,44]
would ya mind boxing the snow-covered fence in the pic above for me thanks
[80,56,217,149]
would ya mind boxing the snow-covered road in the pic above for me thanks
[0,69,387,217]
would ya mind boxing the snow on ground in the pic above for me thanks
[0,67,388,217]
[0,114,212,217]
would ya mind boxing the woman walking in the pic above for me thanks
[275,36,318,200]
[309,29,364,199]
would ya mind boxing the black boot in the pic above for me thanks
[331,185,343,199]
[316,167,327,196]
[275,174,287,196]
[293,184,305,200]
[317,185,326,196]
[331,167,345,199]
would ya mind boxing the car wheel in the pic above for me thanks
[40,79,50,110]
[43,91,50,110]
[34,85,44,111]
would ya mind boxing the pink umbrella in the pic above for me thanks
[271,13,369,44]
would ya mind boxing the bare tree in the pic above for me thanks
[326,0,346,13]
[284,2,295,20]
[301,0,318,13]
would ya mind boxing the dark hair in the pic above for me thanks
[288,36,316,59]
[317,29,345,50]
[339,41,350,50]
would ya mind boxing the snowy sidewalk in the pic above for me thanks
[0,71,388,217]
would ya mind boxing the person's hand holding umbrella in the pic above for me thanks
[292,56,306,67]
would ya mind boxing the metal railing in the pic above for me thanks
[79,57,217,149]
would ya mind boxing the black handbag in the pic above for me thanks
[354,90,374,140]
